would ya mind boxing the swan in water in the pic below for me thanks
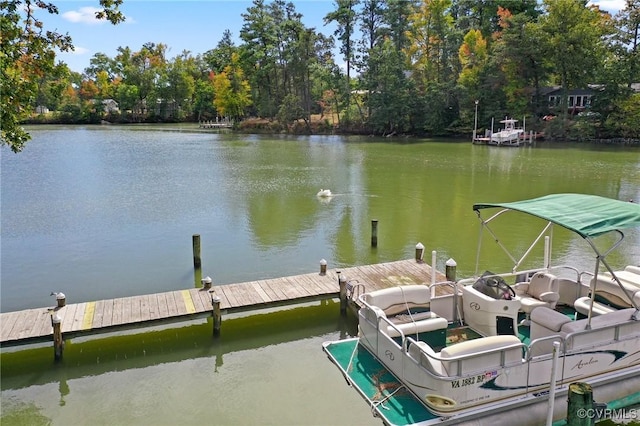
[317,189,332,197]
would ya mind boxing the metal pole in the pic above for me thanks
[473,100,479,142]
[546,341,561,426]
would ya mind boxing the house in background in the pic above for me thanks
[541,87,595,114]
[91,99,120,114]
[101,99,120,113]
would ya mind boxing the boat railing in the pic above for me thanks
[548,265,582,282]
[347,280,366,302]
[358,295,407,339]
[563,316,640,351]
[403,335,528,377]
[528,335,567,359]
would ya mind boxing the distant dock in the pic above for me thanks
[199,120,232,129]
[0,258,448,353]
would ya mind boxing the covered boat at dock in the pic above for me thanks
[323,193,640,425]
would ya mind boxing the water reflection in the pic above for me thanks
[0,300,355,391]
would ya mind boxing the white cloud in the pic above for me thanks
[62,7,135,25]
[59,46,89,56]
[62,7,107,25]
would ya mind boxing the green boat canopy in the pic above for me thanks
[473,193,640,239]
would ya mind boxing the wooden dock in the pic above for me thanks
[199,120,232,129]
[0,259,447,349]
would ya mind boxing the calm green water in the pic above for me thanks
[1,126,639,425]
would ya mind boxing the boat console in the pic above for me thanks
[460,283,520,336]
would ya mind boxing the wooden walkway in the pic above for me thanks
[0,259,447,348]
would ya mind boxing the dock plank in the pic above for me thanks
[1,311,24,341]
[59,304,78,334]
[70,303,87,332]
[147,294,160,320]
[130,296,142,323]
[156,293,169,319]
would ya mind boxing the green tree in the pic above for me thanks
[604,93,640,138]
[491,7,548,117]
[158,52,197,120]
[615,0,640,88]
[240,0,279,117]
[202,29,238,73]
[539,0,611,125]
[324,0,359,122]
[212,53,252,120]
[408,0,455,85]
[1,0,124,152]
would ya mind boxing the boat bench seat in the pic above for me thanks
[409,335,523,377]
[364,285,449,338]
[573,277,640,317]
[624,265,640,275]
[530,307,640,354]
[601,267,640,287]
[369,306,448,338]
[364,285,433,316]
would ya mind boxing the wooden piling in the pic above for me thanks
[192,234,201,269]
[415,242,424,262]
[319,259,327,275]
[56,293,66,308]
[211,293,221,336]
[339,274,347,314]
[371,220,378,247]
[566,382,593,426]
[445,258,457,282]
[202,276,212,290]
[51,314,64,361]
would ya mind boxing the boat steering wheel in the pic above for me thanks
[486,277,516,300]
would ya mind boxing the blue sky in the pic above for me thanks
[46,0,337,73]
[45,0,625,74]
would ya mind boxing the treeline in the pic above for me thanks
[24,0,640,140]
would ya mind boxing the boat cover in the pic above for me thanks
[473,193,640,238]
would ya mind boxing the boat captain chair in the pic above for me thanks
[514,272,560,326]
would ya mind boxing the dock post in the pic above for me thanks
[445,258,457,282]
[415,242,424,262]
[202,276,212,290]
[566,382,593,426]
[339,274,347,314]
[371,220,378,247]
[192,234,201,269]
[51,313,64,361]
[211,292,221,336]
[319,259,327,275]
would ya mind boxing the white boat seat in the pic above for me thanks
[573,297,617,316]
[575,290,640,316]
[530,307,640,354]
[384,316,448,338]
[573,276,640,316]
[624,265,640,275]
[363,285,432,316]
[439,335,523,376]
[365,301,448,338]
[514,272,559,325]
[601,270,640,287]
